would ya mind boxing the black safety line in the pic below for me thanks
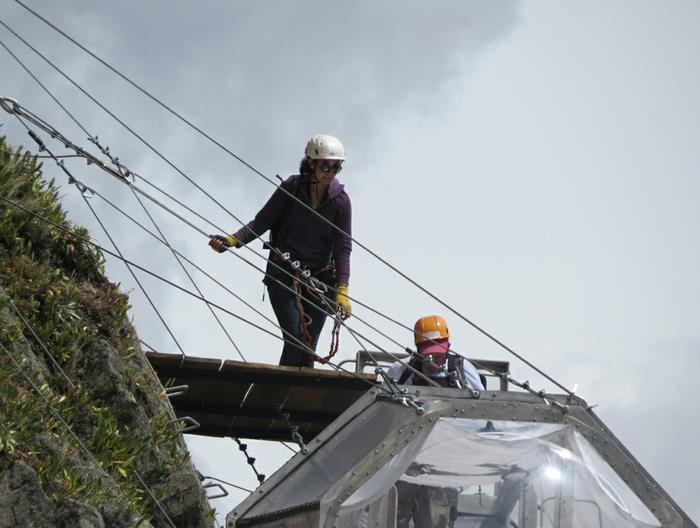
[232,437,266,485]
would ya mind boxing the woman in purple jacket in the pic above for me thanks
[209,135,352,367]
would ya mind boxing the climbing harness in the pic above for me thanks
[272,250,342,363]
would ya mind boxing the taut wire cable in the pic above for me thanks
[1,10,573,395]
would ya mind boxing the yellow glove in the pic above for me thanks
[335,284,352,319]
[209,234,237,253]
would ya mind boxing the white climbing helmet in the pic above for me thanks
[304,134,346,160]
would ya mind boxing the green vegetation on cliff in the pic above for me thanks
[0,135,213,527]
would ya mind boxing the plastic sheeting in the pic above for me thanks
[326,419,661,528]
[243,400,427,520]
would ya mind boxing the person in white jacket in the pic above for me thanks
[387,315,485,392]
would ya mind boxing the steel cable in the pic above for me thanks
[0,35,247,361]
[0,29,494,388]
[2,9,573,395]
[0,196,392,396]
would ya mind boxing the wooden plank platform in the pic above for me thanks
[146,352,378,442]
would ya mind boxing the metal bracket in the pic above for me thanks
[203,482,229,500]
[165,385,189,398]
[172,415,200,433]
[384,391,425,415]
[290,426,309,455]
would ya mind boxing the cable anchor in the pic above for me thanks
[402,396,425,415]
[165,385,188,398]
[290,426,309,455]
[375,365,402,395]
[0,96,20,114]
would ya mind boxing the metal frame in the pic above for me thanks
[228,386,697,528]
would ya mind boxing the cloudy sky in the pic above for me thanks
[1,1,698,525]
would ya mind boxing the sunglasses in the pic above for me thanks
[318,161,343,174]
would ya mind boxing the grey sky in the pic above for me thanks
[1,1,698,525]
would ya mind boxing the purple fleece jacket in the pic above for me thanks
[233,175,352,285]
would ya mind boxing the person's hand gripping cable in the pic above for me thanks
[335,284,352,319]
[209,234,238,253]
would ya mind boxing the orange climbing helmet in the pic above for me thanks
[413,315,450,346]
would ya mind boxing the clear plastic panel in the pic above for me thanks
[331,419,661,528]
[245,400,420,519]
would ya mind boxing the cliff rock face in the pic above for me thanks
[0,136,214,527]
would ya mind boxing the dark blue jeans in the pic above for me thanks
[267,272,332,367]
